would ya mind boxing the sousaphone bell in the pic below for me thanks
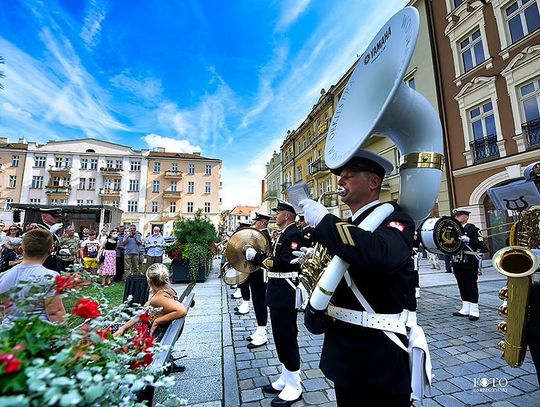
[224,228,270,286]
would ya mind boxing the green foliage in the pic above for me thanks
[172,210,218,281]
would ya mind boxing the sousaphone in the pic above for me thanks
[224,228,270,285]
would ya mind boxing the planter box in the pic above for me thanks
[171,260,208,283]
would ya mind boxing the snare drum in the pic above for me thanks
[419,217,464,255]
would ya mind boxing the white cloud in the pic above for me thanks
[1,102,32,119]
[110,71,163,101]
[276,0,311,32]
[81,0,108,49]
[144,133,201,154]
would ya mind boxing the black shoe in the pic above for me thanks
[246,336,252,341]
[262,384,281,394]
[247,340,267,349]
[452,311,467,317]
[170,362,186,373]
[271,395,302,406]
[469,315,479,321]
[234,311,248,315]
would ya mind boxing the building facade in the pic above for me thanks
[0,138,221,234]
[429,0,540,253]
[0,139,28,214]
[263,151,282,216]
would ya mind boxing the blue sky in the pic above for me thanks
[0,0,407,208]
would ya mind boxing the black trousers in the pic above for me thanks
[114,255,124,282]
[528,332,540,386]
[334,384,410,407]
[239,280,250,301]
[249,277,267,326]
[453,265,479,303]
[270,307,300,371]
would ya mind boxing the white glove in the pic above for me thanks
[245,247,257,261]
[291,246,316,265]
[50,223,64,234]
[459,235,470,244]
[299,199,329,227]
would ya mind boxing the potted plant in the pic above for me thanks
[166,210,219,283]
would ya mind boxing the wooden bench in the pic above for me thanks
[138,282,196,404]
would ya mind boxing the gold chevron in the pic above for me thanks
[262,258,273,269]
[336,222,355,246]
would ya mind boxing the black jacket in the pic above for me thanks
[313,202,414,394]
[253,223,303,308]
[250,228,271,284]
[452,223,485,269]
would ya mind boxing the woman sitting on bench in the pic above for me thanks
[115,263,187,339]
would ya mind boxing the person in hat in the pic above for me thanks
[297,215,315,248]
[299,149,415,406]
[37,208,65,272]
[245,200,304,406]
[451,208,487,321]
[244,212,272,349]
[0,237,23,272]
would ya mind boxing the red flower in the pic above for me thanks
[55,274,80,295]
[71,298,101,319]
[130,352,153,370]
[0,353,23,374]
[139,313,150,323]
[96,327,112,340]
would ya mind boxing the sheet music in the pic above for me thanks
[286,182,312,214]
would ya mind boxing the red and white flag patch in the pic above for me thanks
[387,221,404,232]
[291,241,299,250]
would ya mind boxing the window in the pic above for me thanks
[170,181,177,191]
[106,159,113,169]
[86,200,94,205]
[77,199,84,205]
[454,0,464,8]
[505,0,540,44]
[460,29,485,72]
[90,159,98,170]
[205,164,212,175]
[296,166,302,182]
[55,157,63,168]
[30,198,41,204]
[172,163,178,172]
[469,101,500,162]
[79,178,86,190]
[111,201,119,208]
[62,177,70,186]
[326,179,332,192]
[113,179,121,190]
[31,176,43,189]
[307,158,313,175]
[65,158,72,168]
[188,164,195,174]
[116,160,123,169]
[88,178,96,190]
[80,158,88,169]
[153,162,161,172]
[11,155,19,167]
[187,202,194,213]
[520,77,540,122]
[151,201,158,213]
[187,181,194,193]
[128,201,138,212]
[152,180,160,193]
[8,175,16,188]
[205,182,211,193]
[34,156,46,167]
[50,199,57,205]
[103,179,112,190]
[170,202,176,213]
[130,161,141,171]
[5,198,13,210]
[129,179,139,192]
[204,202,211,213]
[407,77,416,90]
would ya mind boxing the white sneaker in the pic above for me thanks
[231,288,242,299]
[277,368,302,403]
[247,327,267,349]
[235,300,249,315]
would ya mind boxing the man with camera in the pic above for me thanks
[123,224,142,279]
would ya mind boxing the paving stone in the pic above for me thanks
[302,378,331,391]
[241,388,264,403]
[302,390,329,405]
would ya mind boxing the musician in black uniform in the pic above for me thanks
[451,208,486,321]
[246,212,272,349]
[36,207,65,271]
[298,216,315,247]
[245,200,303,406]
[300,150,414,406]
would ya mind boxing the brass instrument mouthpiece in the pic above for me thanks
[336,186,346,196]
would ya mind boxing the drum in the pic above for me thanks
[419,217,464,255]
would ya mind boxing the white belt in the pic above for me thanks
[327,304,407,336]
[267,271,299,279]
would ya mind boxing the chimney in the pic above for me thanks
[18,137,26,144]
[193,152,201,156]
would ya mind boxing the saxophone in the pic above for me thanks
[493,206,540,367]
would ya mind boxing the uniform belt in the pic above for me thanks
[463,251,479,255]
[267,271,299,279]
[327,305,406,335]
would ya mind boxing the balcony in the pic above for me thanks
[100,167,123,178]
[45,184,71,196]
[281,182,291,192]
[164,170,183,179]
[522,119,540,150]
[311,158,329,179]
[48,166,72,177]
[163,190,182,198]
[470,135,500,164]
[162,211,179,220]
[264,189,278,200]
[99,188,121,197]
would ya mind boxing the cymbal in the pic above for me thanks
[223,267,249,286]
[225,228,270,274]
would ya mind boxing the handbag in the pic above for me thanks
[99,252,105,264]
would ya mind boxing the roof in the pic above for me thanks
[0,143,28,150]
[10,204,123,213]
[229,206,258,216]
[148,151,221,162]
